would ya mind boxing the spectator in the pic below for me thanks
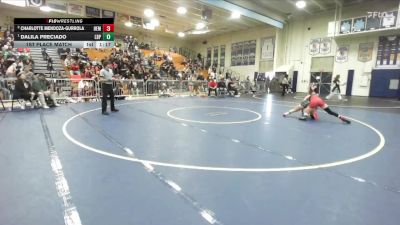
[32,73,60,108]
[70,59,80,75]
[208,79,217,96]
[217,77,227,95]
[0,55,6,75]
[5,62,17,77]
[228,78,240,97]
[0,79,10,100]
[281,74,289,96]
[13,72,37,109]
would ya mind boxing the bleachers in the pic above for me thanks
[84,48,113,61]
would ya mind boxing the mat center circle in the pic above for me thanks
[167,106,262,124]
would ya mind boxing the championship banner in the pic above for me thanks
[242,41,249,65]
[68,3,84,16]
[261,37,274,59]
[206,47,211,67]
[86,6,101,18]
[381,11,398,29]
[309,38,320,55]
[231,43,237,66]
[352,17,366,32]
[236,42,243,66]
[220,45,225,67]
[340,19,352,34]
[102,9,115,18]
[320,38,331,54]
[213,46,218,66]
[376,35,400,67]
[358,43,373,62]
[116,13,129,23]
[336,45,349,63]
[249,40,256,65]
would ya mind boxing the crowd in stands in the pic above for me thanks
[1,29,38,104]
[1,29,34,78]
[0,28,248,108]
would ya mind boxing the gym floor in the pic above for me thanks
[1,94,399,225]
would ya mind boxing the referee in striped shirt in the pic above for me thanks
[99,61,119,115]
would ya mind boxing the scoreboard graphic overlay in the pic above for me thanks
[14,18,115,48]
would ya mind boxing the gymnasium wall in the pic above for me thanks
[118,30,182,50]
[187,26,276,79]
[277,0,399,96]
[0,13,13,31]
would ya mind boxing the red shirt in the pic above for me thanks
[71,63,79,71]
[309,95,326,108]
[208,80,217,88]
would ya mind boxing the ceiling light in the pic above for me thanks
[150,18,160,27]
[40,6,52,12]
[177,6,187,15]
[124,21,133,27]
[165,28,175,34]
[295,1,306,9]
[144,23,155,30]
[144,9,154,17]
[178,32,185,37]
[196,22,206,30]
[191,30,210,35]
[231,11,241,19]
[1,0,26,7]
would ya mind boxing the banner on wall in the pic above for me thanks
[68,3,84,16]
[376,35,400,67]
[320,38,331,54]
[340,19,352,34]
[242,41,250,65]
[102,9,115,18]
[309,38,320,55]
[381,11,398,29]
[206,47,212,67]
[352,17,366,32]
[366,16,381,31]
[261,37,274,60]
[335,45,350,63]
[213,46,218,66]
[86,6,101,18]
[220,45,225,67]
[249,40,256,65]
[236,42,243,66]
[231,40,256,66]
[116,13,129,23]
[358,42,374,62]
[231,43,237,66]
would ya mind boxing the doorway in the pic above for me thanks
[310,56,334,96]
[310,72,332,96]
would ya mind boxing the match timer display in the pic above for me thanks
[14,18,115,48]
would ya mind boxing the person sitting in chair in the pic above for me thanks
[217,77,227,96]
[208,79,217,96]
[32,73,60,109]
[14,72,37,110]
[228,78,240,97]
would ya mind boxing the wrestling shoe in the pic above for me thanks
[339,115,351,124]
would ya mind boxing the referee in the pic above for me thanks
[99,61,118,115]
